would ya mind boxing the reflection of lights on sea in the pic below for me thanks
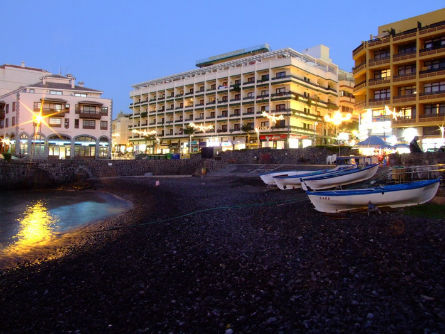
[2,201,58,257]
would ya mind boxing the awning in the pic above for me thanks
[78,101,103,106]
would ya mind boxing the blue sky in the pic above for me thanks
[2,0,444,118]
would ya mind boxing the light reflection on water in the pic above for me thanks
[3,201,58,257]
[0,191,131,263]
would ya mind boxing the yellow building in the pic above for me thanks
[129,44,343,154]
[353,8,445,150]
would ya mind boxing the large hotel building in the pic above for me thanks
[129,44,350,154]
[353,8,445,150]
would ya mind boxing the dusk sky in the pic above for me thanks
[3,1,444,118]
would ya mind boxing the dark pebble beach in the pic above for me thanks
[0,176,444,333]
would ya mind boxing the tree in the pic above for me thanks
[183,126,195,153]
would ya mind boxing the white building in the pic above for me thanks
[0,63,51,96]
[0,73,112,159]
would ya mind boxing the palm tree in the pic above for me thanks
[183,125,195,153]
[241,124,253,149]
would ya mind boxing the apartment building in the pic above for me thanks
[129,44,341,154]
[0,63,51,96]
[112,112,131,155]
[0,73,112,159]
[353,8,445,150]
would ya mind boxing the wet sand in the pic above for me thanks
[0,176,444,333]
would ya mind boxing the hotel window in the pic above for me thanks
[303,92,310,98]
[74,93,87,97]
[210,112,215,118]
[374,69,391,79]
[398,64,416,76]
[221,124,227,131]
[211,84,216,90]
[247,107,254,113]
[247,77,255,83]
[234,79,241,85]
[424,81,445,94]
[397,106,415,119]
[261,90,268,96]
[83,119,95,128]
[234,109,240,115]
[260,121,269,128]
[234,94,240,100]
[75,119,79,128]
[50,90,62,95]
[65,119,69,128]
[424,36,445,50]
[5,104,9,113]
[276,120,285,128]
[398,85,416,96]
[276,71,286,78]
[222,111,228,117]
[101,107,108,115]
[261,74,269,81]
[5,118,8,127]
[276,87,286,94]
[12,102,16,112]
[81,105,96,114]
[222,96,228,102]
[49,117,62,126]
[247,91,254,98]
[423,103,445,116]
[100,121,108,129]
[234,123,240,131]
[29,88,35,93]
[398,43,416,55]
[424,59,445,71]
[374,89,390,100]
[260,105,269,111]
[276,104,286,111]
[12,116,15,126]
[373,49,389,60]
[304,77,310,83]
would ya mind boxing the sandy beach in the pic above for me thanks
[0,176,444,333]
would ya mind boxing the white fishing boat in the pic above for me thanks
[306,179,441,213]
[301,164,379,191]
[273,165,355,190]
[260,169,315,186]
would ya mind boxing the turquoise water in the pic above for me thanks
[0,190,131,256]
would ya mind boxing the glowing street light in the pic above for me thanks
[324,110,351,126]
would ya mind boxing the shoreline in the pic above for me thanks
[0,176,444,333]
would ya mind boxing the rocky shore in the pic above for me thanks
[0,176,444,333]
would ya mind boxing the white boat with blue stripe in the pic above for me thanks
[306,179,441,213]
[301,164,379,191]
[260,165,352,187]
[272,165,355,190]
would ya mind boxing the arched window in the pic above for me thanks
[98,137,109,158]
[20,133,29,156]
[74,135,96,157]
[48,135,71,159]
[30,134,46,157]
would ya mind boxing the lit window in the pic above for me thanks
[50,90,62,95]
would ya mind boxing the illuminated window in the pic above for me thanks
[48,118,62,126]
[49,90,62,95]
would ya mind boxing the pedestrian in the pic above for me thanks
[409,136,422,153]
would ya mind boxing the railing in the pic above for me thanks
[393,73,416,82]
[368,77,391,86]
[352,43,365,56]
[419,115,445,122]
[392,117,415,124]
[272,75,291,80]
[419,68,445,76]
[393,50,416,62]
[419,45,445,56]
[419,91,445,100]
[354,80,366,91]
[368,56,390,67]
[393,94,416,102]
[229,113,241,117]
[78,112,101,119]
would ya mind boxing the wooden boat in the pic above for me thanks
[301,164,379,191]
[306,179,441,213]
[260,165,352,186]
[273,165,355,190]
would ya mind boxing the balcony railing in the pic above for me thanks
[419,91,445,100]
[78,111,101,119]
[419,45,445,56]
[368,77,391,86]
[419,68,445,77]
[352,62,366,74]
[368,56,390,67]
[419,115,445,122]
[393,50,416,62]
[393,94,416,102]
[392,117,416,124]
[353,80,366,91]
[272,75,291,80]
[229,113,241,117]
[393,73,416,82]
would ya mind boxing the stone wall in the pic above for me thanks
[388,152,445,166]
[215,147,356,165]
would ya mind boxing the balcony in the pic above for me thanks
[419,68,445,79]
[368,77,391,86]
[0,111,5,119]
[367,37,390,48]
[217,115,228,118]
[230,98,240,102]
[194,117,204,120]
[393,28,417,42]
[242,112,255,116]
[195,103,204,107]
[256,94,269,99]
[393,94,416,103]
[217,100,228,104]
[393,50,416,62]
[353,80,366,92]
[419,45,445,58]
[217,129,227,133]
[229,113,241,117]
[419,20,445,35]
[207,101,216,105]
[185,118,193,121]
[368,56,390,67]
[76,111,101,119]
[419,115,445,123]
[83,125,96,130]
[243,96,255,100]
[393,73,416,82]
[419,91,445,100]
[368,98,390,107]
[392,117,416,124]
[272,75,291,80]
[352,62,366,74]
[271,91,292,98]
[353,42,365,57]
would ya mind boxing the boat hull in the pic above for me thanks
[260,170,310,186]
[307,179,440,213]
[301,164,379,191]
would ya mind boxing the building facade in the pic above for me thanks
[0,73,112,159]
[112,112,131,156]
[353,8,445,150]
[129,44,341,154]
[0,63,51,96]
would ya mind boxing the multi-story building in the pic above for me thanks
[353,8,445,150]
[338,70,356,119]
[112,112,131,156]
[129,44,341,154]
[0,63,51,96]
[0,73,112,159]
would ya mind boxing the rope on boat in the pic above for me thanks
[86,197,309,234]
